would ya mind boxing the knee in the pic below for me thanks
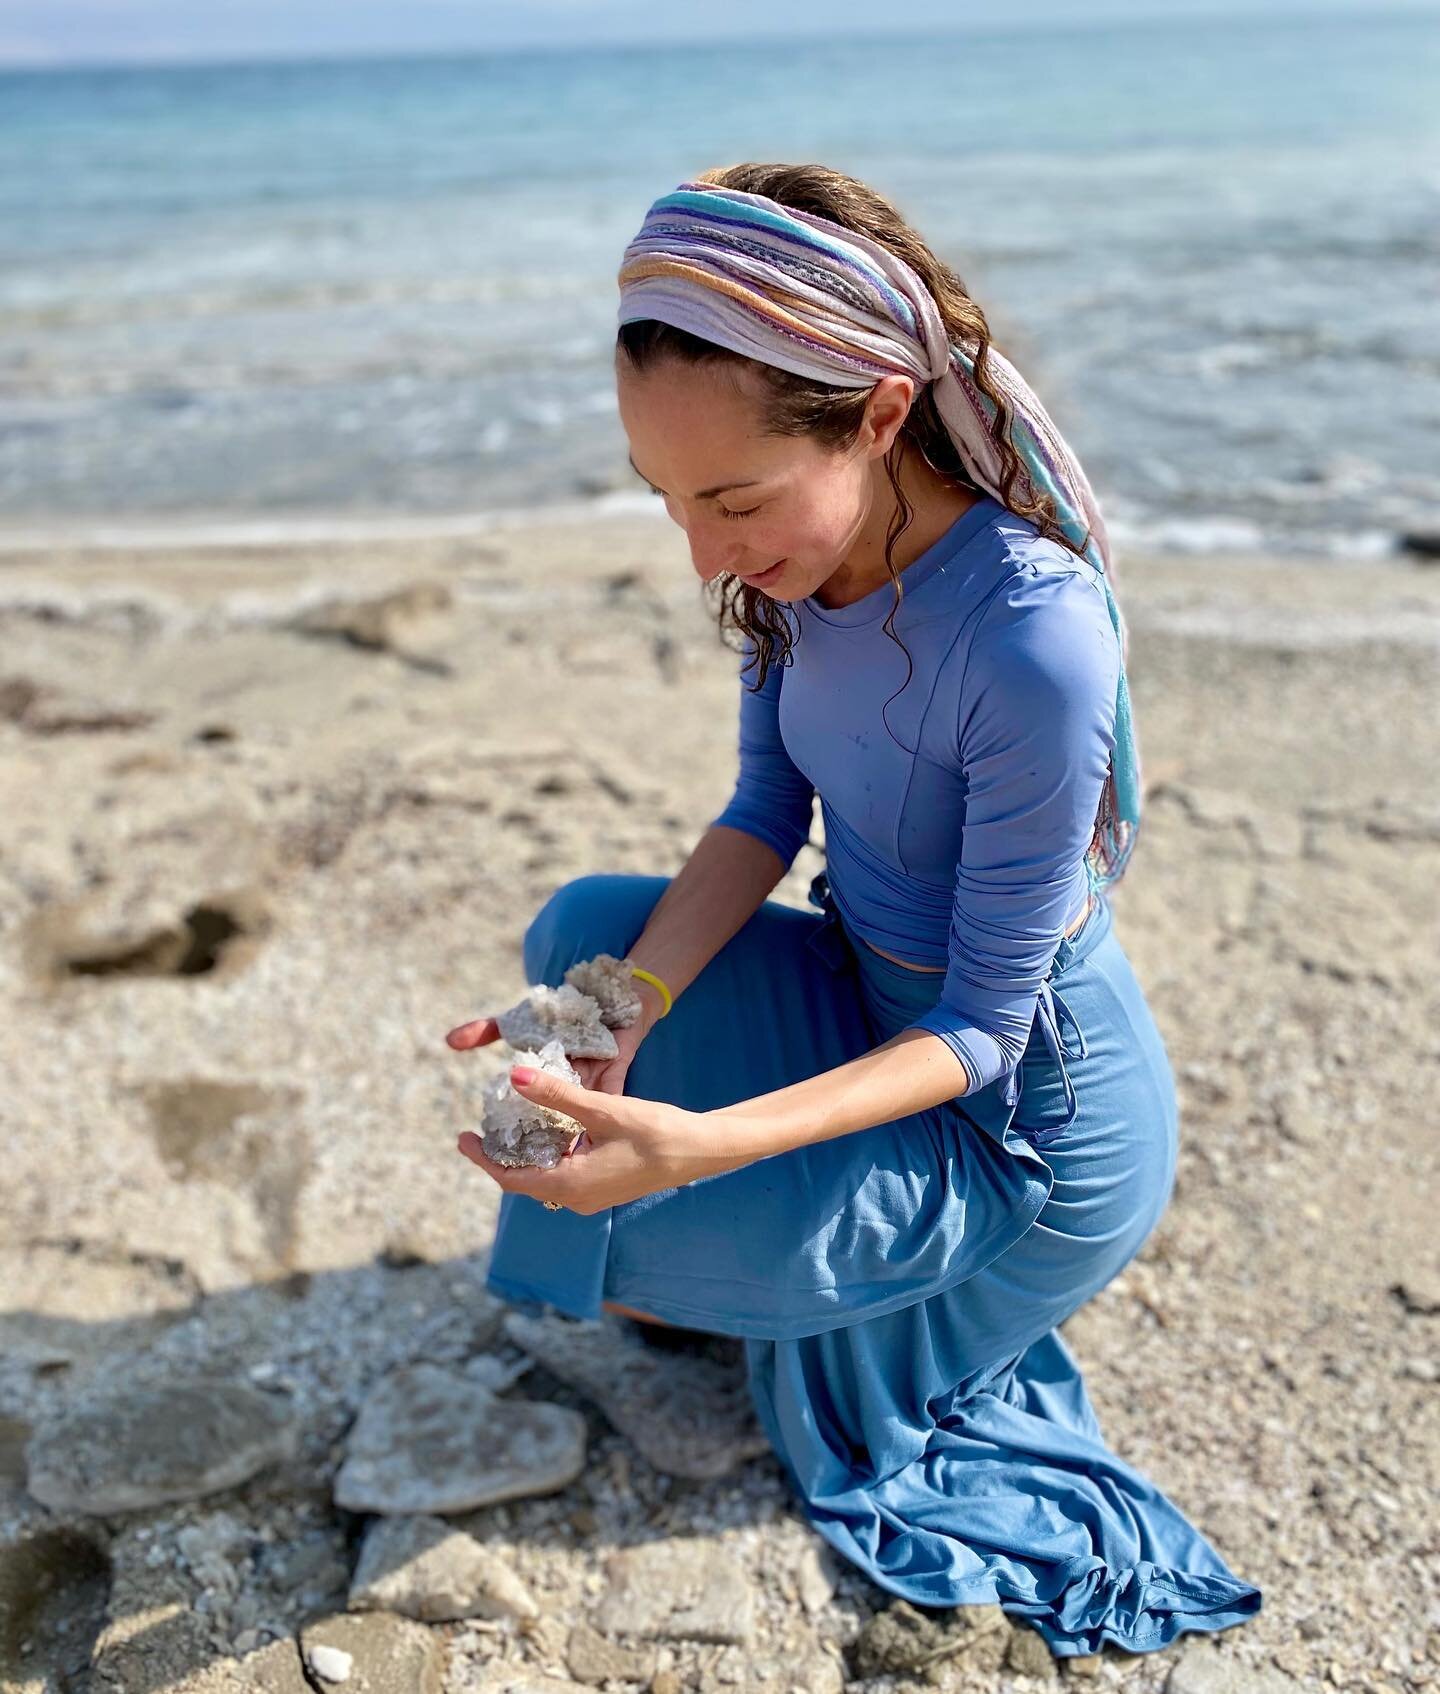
[522,873,668,985]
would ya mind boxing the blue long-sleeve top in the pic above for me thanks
[710,494,1120,1097]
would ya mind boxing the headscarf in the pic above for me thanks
[616,180,1140,892]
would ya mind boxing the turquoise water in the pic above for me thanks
[1,9,1436,552]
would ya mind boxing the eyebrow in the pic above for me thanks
[627,454,765,501]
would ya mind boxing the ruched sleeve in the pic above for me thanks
[904,565,1119,1094]
[710,636,816,872]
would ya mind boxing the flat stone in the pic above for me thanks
[502,1311,769,1480]
[564,1618,657,1684]
[334,1363,586,1514]
[793,1541,836,1615]
[1392,1274,1440,1315]
[600,1538,755,1645]
[300,1613,442,1694]
[1165,1646,1298,1693]
[25,1378,297,1514]
[348,1513,538,1621]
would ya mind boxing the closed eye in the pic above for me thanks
[644,483,761,522]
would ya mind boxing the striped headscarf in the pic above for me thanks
[616,180,1140,892]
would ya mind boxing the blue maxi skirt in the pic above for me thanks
[485,869,1262,1658]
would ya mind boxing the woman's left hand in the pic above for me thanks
[456,1063,743,1214]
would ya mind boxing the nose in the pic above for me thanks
[673,509,744,585]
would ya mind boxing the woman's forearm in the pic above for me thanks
[625,824,791,1028]
[718,1029,973,1164]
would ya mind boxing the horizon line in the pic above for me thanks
[2,1,1434,76]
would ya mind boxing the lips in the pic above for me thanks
[739,559,785,585]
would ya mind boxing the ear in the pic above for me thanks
[862,374,915,460]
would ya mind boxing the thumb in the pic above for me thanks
[509,1063,617,1138]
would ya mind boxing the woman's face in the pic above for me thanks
[616,355,901,602]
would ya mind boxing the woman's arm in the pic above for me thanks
[625,823,795,1029]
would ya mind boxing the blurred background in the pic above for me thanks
[2,1,1438,553]
[2,7,1438,1694]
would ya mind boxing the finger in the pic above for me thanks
[456,1131,595,1210]
[508,1063,618,1139]
[446,1016,501,1050]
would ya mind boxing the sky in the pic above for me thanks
[1,0,1437,70]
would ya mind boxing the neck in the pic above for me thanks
[814,451,981,610]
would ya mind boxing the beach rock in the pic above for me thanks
[495,983,619,1060]
[291,581,452,655]
[1399,530,1440,561]
[333,1363,586,1514]
[1391,1274,1440,1315]
[1007,1623,1057,1677]
[563,953,645,1028]
[24,1378,297,1513]
[564,1618,658,1683]
[479,1038,587,1170]
[599,1538,755,1644]
[502,1310,770,1480]
[851,1601,945,1675]
[300,1613,442,1694]
[1164,1646,1297,1693]
[793,1540,837,1615]
[348,1513,538,1621]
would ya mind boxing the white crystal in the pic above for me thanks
[479,1038,585,1169]
[495,982,618,1059]
[564,952,644,1029]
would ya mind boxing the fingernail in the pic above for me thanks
[510,1066,537,1086]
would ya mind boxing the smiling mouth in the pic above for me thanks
[738,559,785,584]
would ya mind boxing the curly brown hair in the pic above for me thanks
[616,161,1116,874]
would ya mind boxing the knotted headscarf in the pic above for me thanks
[616,180,1140,891]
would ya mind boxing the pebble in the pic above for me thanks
[333,1363,586,1513]
[305,1643,354,1683]
[24,1378,297,1514]
[565,1618,658,1683]
[601,1538,756,1645]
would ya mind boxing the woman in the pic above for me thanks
[448,163,1261,1660]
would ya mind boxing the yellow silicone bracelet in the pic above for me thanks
[630,966,673,1018]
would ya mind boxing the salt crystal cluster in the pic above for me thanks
[495,982,619,1060]
[563,953,645,1031]
[479,1039,585,1170]
[477,954,647,1170]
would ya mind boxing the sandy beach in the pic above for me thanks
[1,511,1437,1692]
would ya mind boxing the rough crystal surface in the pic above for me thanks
[495,983,618,1060]
[479,1038,585,1170]
[564,952,644,1029]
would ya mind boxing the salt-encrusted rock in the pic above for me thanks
[563,952,644,1029]
[333,1363,585,1514]
[794,1540,838,1615]
[502,1311,770,1480]
[24,1378,297,1514]
[479,1038,586,1169]
[495,984,619,1060]
[348,1514,538,1622]
[599,1538,755,1644]
[300,1613,442,1694]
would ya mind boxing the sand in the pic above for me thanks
[0,510,1436,1692]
